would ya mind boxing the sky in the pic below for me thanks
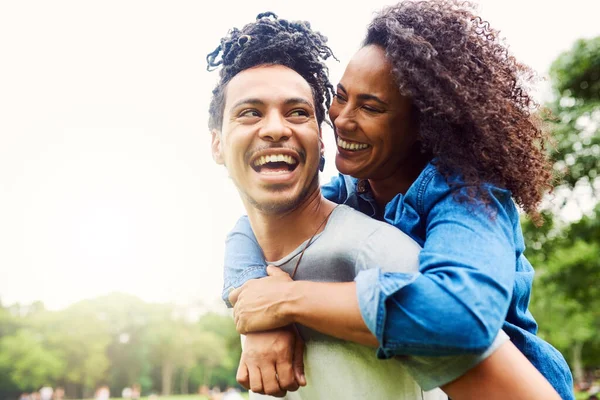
[1,0,599,311]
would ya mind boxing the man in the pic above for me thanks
[208,13,560,400]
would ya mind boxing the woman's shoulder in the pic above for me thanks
[411,161,516,219]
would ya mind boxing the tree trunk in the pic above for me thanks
[180,369,190,395]
[203,368,213,387]
[572,341,584,385]
[162,360,174,396]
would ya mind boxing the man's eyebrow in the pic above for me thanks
[337,83,388,107]
[229,98,265,110]
[230,97,314,110]
[284,97,314,108]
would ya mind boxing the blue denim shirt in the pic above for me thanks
[222,162,574,399]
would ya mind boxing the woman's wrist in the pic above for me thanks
[281,280,307,325]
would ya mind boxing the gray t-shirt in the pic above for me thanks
[249,205,507,400]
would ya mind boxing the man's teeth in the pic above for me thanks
[253,154,298,167]
[337,137,369,151]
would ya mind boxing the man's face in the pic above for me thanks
[212,65,323,214]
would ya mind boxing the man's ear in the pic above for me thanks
[211,129,224,165]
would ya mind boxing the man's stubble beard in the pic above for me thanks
[238,171,320,215]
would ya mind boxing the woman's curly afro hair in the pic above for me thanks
[365,0,553,222]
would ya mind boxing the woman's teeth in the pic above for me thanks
[337,137,369,151]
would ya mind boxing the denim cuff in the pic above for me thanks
[222,265,268,308]
[355,268,381,337]
[355,268,420,359]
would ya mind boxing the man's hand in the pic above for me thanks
[237,326,307,397]
[230,266,296,334]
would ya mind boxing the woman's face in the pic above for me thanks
[329,45,419,180]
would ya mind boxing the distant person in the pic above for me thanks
[121,387,132,399]
[94,386,109,400]
[18,393,30,400]
[52,388,64,400]
[222,387,244,400]
[130,384,141,400]
[39,387,53,400]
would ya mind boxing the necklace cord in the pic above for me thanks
[290,205,339,279]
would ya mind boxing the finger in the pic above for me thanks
[229,287,241,306]
[266,265,289,277]
[292,326,306,386]
[275,358,299,392]
[248,365,264,394]
[261,364,286,397]
[236,361,250,390]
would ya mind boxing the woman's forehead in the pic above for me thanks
[340,46,401,100]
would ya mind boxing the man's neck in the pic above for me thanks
[245,187,337,262]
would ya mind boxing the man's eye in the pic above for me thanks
[289,109,309,117]
[239,109,260,118]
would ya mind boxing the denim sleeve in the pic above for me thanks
[355,189,516,357]
[222,215,267,308]
[320,173,346,203]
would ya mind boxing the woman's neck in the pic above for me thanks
[368,154,429,209]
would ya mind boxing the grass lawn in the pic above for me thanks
[86,395,249,400]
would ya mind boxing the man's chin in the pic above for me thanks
[250,197,301,215]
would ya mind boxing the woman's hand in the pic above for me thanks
[230,266,297,334]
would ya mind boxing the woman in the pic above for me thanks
[224,1,573,399]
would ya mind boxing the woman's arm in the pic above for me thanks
[231,268,560,399]
[221,216,268,307]
[230,267,377,345]
[442,340,561,400]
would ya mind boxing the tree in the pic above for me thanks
[0,330,65,391]
[526,210,600,383]
[547,37,600,199]
[524,35,600,384]
[42,300,112,398]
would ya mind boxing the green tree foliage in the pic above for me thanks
[547,37,600,193]
[524,35,600,384]
[0,330,65,391]
[0,295,241,400]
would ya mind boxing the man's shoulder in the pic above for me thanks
[331,205,418,244]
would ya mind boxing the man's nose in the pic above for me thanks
[258,111,292,142]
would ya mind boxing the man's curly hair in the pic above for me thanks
[365,0,553,222]
[207,12,335,131]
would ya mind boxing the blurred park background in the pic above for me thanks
[1,0,599,399]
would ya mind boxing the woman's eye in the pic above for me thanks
[334,93,347,103]
[362,105,383,113]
